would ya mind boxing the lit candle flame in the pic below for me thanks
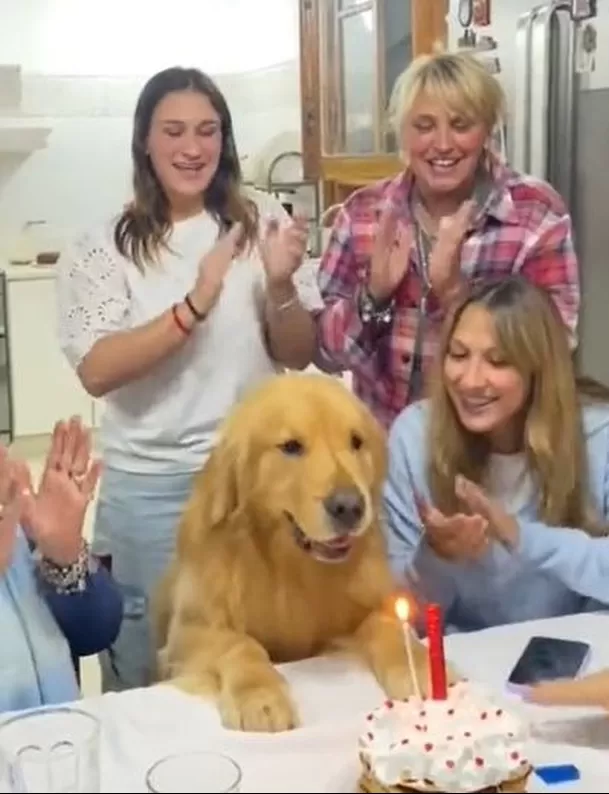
[394,595,421,699]
[395,596,410,623]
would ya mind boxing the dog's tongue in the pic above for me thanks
[326,536,352,549]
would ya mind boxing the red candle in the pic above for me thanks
[426,603,447,699]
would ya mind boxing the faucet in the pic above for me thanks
[266,150,303,192]
[265,149,322,256]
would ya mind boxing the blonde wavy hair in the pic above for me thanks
[428,276,609,536]
[388,50,505,162]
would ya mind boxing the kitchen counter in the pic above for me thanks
[0,255,326,439]
[1,262,57,281]
[0,257,320,285]
[0,267,97,439]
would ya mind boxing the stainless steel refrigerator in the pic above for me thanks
[448,0,609,385]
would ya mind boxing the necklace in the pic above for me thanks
[408,203,434,401]
[412,202,438,244]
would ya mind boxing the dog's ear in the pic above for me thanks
[362,406,388,494]
[203,438,242,526]
[177,436,245,555]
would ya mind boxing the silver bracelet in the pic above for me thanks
[38,540,91,594]
[358,286,394,326]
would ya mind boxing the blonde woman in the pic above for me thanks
[315,51,580,429]
[56,67,316,692]
[383,276,609,634]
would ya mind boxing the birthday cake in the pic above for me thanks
[357,681,532,793]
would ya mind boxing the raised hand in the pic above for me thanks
[21,416,101,566]
[190,222,243,317]
[0,448,25,573]
[368,206,412,303]
[455,475,520,550]
[427,199,475,302]
[260,213,309,289]
[418,496,489,562]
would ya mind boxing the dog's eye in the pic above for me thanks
[278,439,305,456]
[351,432,363,451]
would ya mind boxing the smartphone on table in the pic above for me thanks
[506,635,591,693]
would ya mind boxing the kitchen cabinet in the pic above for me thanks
[1,260,340,439]
[299,0,448,207]
[4,270,96,437]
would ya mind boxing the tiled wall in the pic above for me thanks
[0,0,304,242]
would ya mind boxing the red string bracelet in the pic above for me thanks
[171,303,191,336]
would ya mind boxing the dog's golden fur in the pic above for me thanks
[155,373,432,732]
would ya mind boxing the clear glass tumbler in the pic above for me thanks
[145,750,242,793]
[0,706,100,793]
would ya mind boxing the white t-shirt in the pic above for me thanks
[485,452,536,515]
[56,190,313,475]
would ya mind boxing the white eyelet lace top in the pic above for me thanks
[55,189,314,475]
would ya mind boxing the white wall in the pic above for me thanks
[0,0,298,77]
[447,0,609,123]
[0,0,304,241]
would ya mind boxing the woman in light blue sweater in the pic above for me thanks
[383,276,609,633]
[1,417,123,713]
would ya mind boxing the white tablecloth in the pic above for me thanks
[21,612,609,792]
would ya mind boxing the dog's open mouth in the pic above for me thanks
[285,512,353,563]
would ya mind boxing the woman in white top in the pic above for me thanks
[56,66,317,692]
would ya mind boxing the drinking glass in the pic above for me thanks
[145,751,242,793]
[0,707,100,793]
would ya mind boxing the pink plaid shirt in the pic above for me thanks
[314,164,580,430]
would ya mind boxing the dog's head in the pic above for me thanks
[189,373,387,564]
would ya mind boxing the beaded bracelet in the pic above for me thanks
[38,541,92,594]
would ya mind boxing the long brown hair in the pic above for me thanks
[114,67,257,270]
[428,276,609,535]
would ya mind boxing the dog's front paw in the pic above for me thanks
[382,660,462,701]
[382,665,427,700]
[220,680,299,733]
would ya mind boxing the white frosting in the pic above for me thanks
[359,681,530,793]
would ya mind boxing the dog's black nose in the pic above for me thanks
[323,488,365,532]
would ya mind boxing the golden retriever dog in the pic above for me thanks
[155,373,432,732]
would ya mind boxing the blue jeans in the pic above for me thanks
[91,466,197,692]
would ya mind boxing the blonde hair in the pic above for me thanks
[388,51,505,153]
[428,276,609,537]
